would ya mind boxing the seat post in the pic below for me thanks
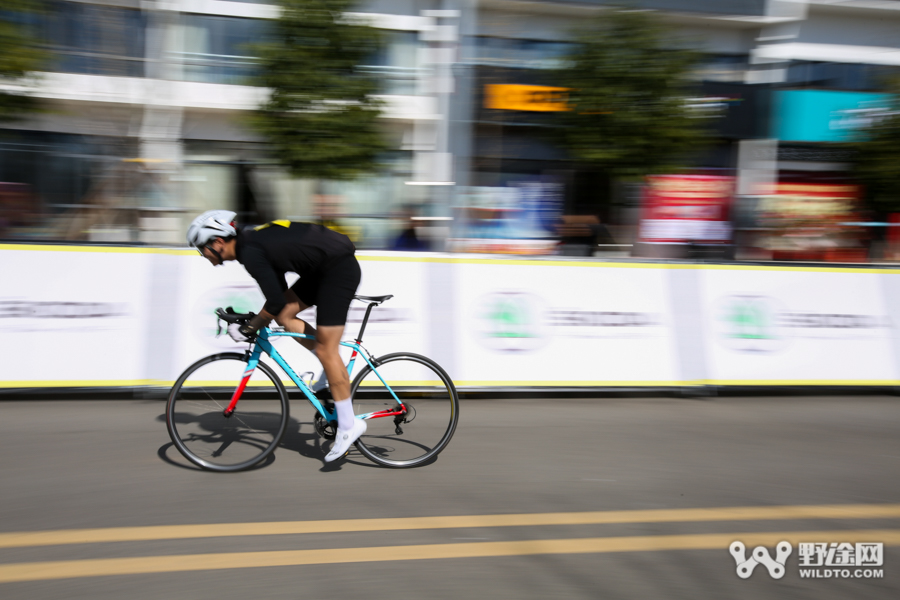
[355,301,378,343]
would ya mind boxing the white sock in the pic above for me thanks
[311,367,329,393]
[335,398,355,431]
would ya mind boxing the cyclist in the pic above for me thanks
[186,209,365,462]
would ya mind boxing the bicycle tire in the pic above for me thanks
[166,353,289,472]
[350,352,459,468]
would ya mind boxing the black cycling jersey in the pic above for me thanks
[235,220,355,315]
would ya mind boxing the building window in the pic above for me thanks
[178,15,270,85]
[785,61,900,92]
[41,2,146,77]
[694,54,749,83]
[470,36,575,70]
[358,30,421,95]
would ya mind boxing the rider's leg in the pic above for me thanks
[291,255,362,461]
[316,324,350,406]
[274,290,332,392]
[318,322,366,461]
[273,290,317,353]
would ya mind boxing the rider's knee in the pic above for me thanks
[274,305,301,328]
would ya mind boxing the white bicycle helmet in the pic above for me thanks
[186,210,237,248]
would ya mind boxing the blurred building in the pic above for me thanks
[454,0,900,258]
[0,0,458,246]
[2,0,900,255]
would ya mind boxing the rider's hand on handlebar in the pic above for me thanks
[227,322,254,343]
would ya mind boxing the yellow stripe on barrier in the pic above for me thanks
[3,243,899,273]
[0,380,174,388]
[356,253,900,273]
[453,381,699,388]
[357,255,676,269]
[0,244,194,255]
[684,262,899,275]
[453,380,900,387]
[704,380,900,386]
[357,380,444,387]
[4,380,898,389]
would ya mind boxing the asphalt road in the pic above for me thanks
[1,395,899,599]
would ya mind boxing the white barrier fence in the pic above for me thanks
[3,243,900,390]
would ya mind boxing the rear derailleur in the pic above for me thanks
[393,403,415,435]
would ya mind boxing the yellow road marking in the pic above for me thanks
[2,504,900,549]
[0,529,897,584]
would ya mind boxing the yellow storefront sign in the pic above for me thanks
[485,84,570,112]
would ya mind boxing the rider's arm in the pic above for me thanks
[236,245,286,338]
[240,245,288,315]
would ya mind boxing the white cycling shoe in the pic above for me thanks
[324,418,367,463]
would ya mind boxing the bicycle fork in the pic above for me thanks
[223,349,262,418]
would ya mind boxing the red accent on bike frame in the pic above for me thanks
[365,404,407,419]
[224,373,252,416]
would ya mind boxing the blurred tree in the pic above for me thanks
[851,79,900,216]
[252,0,389,180]
[0,0,45,123]
[550,8,706,181]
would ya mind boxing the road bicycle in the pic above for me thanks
[166,294,459,472]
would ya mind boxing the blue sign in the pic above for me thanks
[773,90,892,142]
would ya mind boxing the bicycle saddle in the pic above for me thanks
[353,294,393,305]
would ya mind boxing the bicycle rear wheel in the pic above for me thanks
[350,352,459,468]
[166,353,289,472]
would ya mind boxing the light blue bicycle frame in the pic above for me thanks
[229,326,402,423]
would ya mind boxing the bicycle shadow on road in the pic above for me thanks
[156,412,369,472]
[278,419,379,472]
[156,408,282,471]
[157,440,278,472]
[280,425,444,471]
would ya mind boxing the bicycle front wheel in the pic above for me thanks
[166,353,289,472]
[351,352,459,468]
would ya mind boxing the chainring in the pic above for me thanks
[314,411,337,440]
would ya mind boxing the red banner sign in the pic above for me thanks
[639,175,735,244]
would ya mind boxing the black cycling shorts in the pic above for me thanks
[290,254,361,327]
